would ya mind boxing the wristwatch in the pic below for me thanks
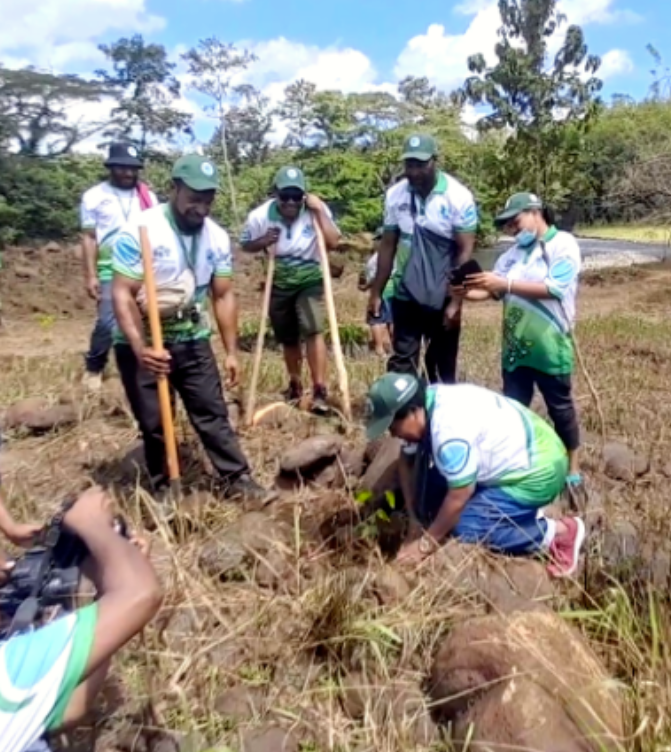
[418,532,438,555]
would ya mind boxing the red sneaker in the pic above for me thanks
[547,517,586,578]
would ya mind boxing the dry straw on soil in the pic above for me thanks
[1,248,671,751]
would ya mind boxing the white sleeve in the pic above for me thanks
[383,189,399,230]
[80,190,97,230]
[544,234,581,300]
[450,186,478,234]
[239,210,266,245]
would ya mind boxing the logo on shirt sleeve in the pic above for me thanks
[436,439,471,475]
[548,257,577,286]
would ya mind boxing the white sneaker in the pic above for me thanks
[82,372,103,391]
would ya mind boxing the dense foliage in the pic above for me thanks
[0,0,669,246]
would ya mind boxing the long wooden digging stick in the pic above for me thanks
[246,247,276,426]
[312,212,351,421]
[139,225,181,497]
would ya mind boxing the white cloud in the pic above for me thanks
[394,0,637,92]
[0,0,164,71]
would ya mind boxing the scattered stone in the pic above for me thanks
[603,441,649,481]
[372,566,411,605]
[279,434,344,473]
[241,726,298,752]
[199,538,247,579]
[14,265,38,279]
[2,398,78,433]
[311,461,346,489]
[428,610,623,751]
[476,558,555,614]
[214,686,266,721]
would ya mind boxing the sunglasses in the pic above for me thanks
[278,190,305,203]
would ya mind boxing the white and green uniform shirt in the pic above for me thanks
[0,604,97,752]
[403,384,567,506]
[240,200,340,290]
[365,252,395,298]
[80,182,158,283]
[493,227,581,375]
[382,172,478,300]
[112,204,233,344]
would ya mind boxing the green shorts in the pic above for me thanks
[269,284,324,345]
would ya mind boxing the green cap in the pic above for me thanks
[274,166,306,191]
[365,372,420,441]
[401,133,437,162]
[495,192,543,226]
[172,154,220,191]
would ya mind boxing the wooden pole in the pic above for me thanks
[246,247,275,426]
[312,212,351,421]
[139,225,181,497]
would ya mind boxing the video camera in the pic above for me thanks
[0,507,128,625]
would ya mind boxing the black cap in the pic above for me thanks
[104,142,143,169]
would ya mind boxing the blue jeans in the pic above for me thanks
[85,280,115,374]
[366,297,393,327]
[417,464,548,555]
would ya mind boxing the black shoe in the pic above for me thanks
[225,474,278,505]
[311,385,330,415]
[283,380,303,404]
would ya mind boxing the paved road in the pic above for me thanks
[475,235,670,269]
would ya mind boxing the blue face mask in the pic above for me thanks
[516,229,537,248]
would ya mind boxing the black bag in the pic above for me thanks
[397,195,459,310]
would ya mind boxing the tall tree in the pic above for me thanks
[0,67,108,156]
[276,79,317,148]
[182,38,257,226]
[456,0,603,205]
[96,34,193,153]
[647,44,671,101]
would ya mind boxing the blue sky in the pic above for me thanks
[0,0,665,143]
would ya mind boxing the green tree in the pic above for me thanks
[456,0,603,207]
[276,79,317,148]
[0,67,107,156]
[182,38,257,226]
[96,34,193,153]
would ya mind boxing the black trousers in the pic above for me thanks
[388,297,461,384]
[115,340,250,489]
[502,367,580,452]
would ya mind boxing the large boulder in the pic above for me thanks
[2,398,78,433]
[603,441,649,481]
[428,610,623,751]
[279,434,344,474]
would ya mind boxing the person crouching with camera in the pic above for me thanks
[0,486,162,752]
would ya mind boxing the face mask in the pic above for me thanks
[516,229,537,248]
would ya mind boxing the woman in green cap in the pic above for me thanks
[452,192,584,501]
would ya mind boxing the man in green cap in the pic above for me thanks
[368,133,478,384]
[111,154,274,505]
[240,166,341,414]
[364,372,585,578]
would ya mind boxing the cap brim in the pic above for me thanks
[494,209,520,226]
[179,177,219,192]
[275,180,305,191]
[105,157,143,168]
[365,414,394,442]
[402,151,433,162]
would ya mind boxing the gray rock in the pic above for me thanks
[279,435,344,473]
[603,441,649,481]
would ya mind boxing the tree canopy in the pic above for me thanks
[0,0,668,246]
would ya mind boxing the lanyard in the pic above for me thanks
[111,187,136,222]
[163,205,199,271]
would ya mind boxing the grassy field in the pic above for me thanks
[2,248,671,751]
[577,223,671,245]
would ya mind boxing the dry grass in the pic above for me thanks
[577,224,671,245]
[2,253,671,751]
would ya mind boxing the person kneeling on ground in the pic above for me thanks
[0,487,162,752]
[112,154,274,504]
[365,373,585,576]
[239,166,341,414]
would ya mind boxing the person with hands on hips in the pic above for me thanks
[368,133,478,384]
[112,154,274,506]
[240,166,341,414]
[0,486,161,752]
[364,373,586,576]
[452,192,584,502]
